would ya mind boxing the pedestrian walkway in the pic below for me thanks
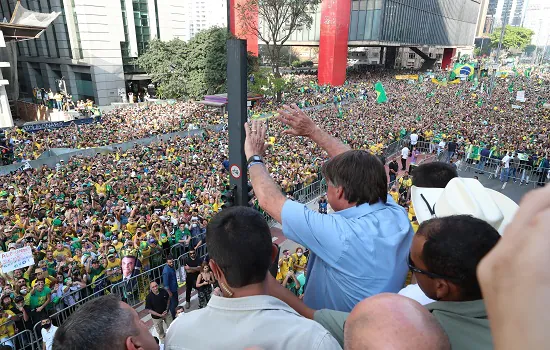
[141,282,199,341]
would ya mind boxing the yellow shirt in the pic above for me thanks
[399,177,412,189]
[94,183,107,195]
[291,254,308,273]
[390,191,399,203]
[106,258,122,283]
[126,222,138,235]
[278,257,293,281]
[0,310,15,338]
[52,247,72,259]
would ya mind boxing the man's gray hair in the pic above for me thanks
[53,294,140,350]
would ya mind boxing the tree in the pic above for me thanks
[236,0,322,79]
[137,27,256,99]
[249,67,296,100]
[490,26,534,52]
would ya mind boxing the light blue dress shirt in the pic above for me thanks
[282,194,414,312]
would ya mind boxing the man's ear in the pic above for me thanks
[209,259,223,281]
[434,279,451,300]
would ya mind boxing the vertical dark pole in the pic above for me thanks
[227,39,248,206]
[227,0,231,33]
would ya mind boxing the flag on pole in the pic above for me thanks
[508,82,514,93]
[525,67,532,78]
[374,82,387,103]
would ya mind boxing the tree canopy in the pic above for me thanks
[236,0,321,77]
[138,27,255,99]
[490,26,534,52]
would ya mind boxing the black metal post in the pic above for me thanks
[227,38,249,206]
[227,0,231,34]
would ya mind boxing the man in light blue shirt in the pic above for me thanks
[244,104,414,312]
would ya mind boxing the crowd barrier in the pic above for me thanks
[24,242,209,349]
[459,157,549,188]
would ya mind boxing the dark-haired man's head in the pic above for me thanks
[53,294,159,350]
[322,150,387,211]
[410,215,500,301]
[206,207,276,295]
[412,162,457,188]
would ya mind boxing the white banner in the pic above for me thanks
[0,246,34,273]
[516,91,525,102]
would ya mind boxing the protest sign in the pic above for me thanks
[516,91,525,102]
[0,246,34,273]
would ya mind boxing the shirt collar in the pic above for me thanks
[426,299,487,318]
[333,197,390,219]
[207,294,300,315]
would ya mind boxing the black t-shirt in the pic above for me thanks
[145,289,170,319]
[448,142,457,153]
[184,256,201,280]
[389,161,398,174]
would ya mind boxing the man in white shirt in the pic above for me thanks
[41,317,58,350]
[410,132,419,147]
[401,146,410,171]
[500,152,511,183]
[165,207,340,350]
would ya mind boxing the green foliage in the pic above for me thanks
[249,68,296,99]
[292,60,302,68]
[138,27,256,99]
[490,26,534,51]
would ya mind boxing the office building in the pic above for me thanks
[523,0,550,48]
[237,0,481,85]
[0,0,227,107]
[488,0,526,27]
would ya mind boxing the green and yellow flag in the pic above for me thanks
[374,82,387,103]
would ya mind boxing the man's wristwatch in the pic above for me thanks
[247,155,264,169]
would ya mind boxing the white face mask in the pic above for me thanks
[20,289,27,295]
[297,252,303,257]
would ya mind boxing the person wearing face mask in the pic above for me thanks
[41,317,58,350]
[105,253,122,285]
[183,249,201,309]
[292,247,308,275]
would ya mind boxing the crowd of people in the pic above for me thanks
[0,66,547,349]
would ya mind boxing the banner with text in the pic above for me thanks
[0,246,34,273]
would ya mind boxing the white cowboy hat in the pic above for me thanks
[411,178,518,235]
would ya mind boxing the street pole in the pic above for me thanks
[489,12,508,100]
[227,39,249,206]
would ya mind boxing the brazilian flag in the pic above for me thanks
[374,82,387,103]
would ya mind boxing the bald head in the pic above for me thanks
[344,293,450,350]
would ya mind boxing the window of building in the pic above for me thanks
[408,53,415,59]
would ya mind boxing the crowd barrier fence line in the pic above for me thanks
[0,329,37,349]
[27,242,208,349]
[459,156,549,188]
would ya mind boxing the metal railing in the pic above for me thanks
[459,156,549,188]
[27,243,208,349]
[0,329,38,349]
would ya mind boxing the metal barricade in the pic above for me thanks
[110,242,209,309]
[459,156,550,188]
[0,329,37,350]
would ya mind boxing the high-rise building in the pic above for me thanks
[476,0,491,37]
[522,0,550,48]
[489,0,527,27]
[0,0,227,107]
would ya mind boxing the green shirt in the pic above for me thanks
[89,266,105,281]
[426,299,492,350]
[30,286,51,309]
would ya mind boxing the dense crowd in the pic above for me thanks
[0,67,549,348]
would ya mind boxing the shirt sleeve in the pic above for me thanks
[313,309,349,349]
[281,200,346,266]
